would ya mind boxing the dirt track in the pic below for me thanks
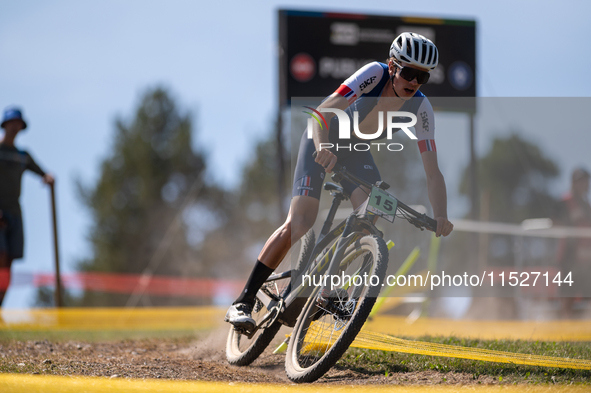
[0,328,502,386]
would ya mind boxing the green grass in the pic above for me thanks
[337,336,591,385]
[2,330,589,385]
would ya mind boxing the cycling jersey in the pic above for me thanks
[293,61,437,200]
[332,61,436,154]
[292,131,381,199]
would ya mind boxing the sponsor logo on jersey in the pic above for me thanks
[420,111,429,132]
[359,76,377,91]
[364,165,374,170]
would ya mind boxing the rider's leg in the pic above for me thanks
[350,186,371,210]
[343,149,380,217]
[226,132,323,328]
[233,195,319,307]
[259,195,319,269]
[350,186,380,227]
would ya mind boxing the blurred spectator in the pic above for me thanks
[555,167,591,317]
[0,107,54,306]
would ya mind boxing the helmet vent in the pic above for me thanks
[421,42,427,64]
[390,32,439,71]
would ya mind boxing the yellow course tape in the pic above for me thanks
[0,307,224,331]
[0,374,589,393]
[363,316,591,342]
[3,307,590,341]
[352,330,591,370]
[3,307,590,372]
[303,323,591,370]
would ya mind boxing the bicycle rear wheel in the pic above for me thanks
[226,231,316,366]
[285,235,388,383]
[226,293,282,366]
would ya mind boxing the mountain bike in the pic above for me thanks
[225,159,437,383]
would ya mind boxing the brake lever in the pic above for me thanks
[423,214,438,232]
[409,218,425,231]
[407,214,437,233]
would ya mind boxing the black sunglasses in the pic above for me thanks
[395,63,430,84]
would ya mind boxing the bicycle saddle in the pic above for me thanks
[323,182,344,193]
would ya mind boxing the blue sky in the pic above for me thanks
[1,0,590,308]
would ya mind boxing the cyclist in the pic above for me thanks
[226,32,454,330]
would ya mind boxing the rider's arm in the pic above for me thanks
[415,99,453,237]
[421,152,453,237]
[312,94,349,151]
[421,151,447,218]
[314,62,386,172]
[312,95,347,172]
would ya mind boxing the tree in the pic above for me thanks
[455,133,560,270]
[460,133,559,223]
[73,87,226,306]
[199,123,289,280]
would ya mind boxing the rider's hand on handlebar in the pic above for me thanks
[434,217,453,237]
[315,149,338,173]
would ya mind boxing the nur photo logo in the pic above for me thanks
[303,107,418,152]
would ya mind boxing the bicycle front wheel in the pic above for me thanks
[285,235,388,383]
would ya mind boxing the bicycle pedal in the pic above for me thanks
[233,325,256,338]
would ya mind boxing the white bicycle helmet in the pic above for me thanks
[389,32,439,71]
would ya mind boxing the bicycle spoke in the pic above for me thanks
[295,248,373,369]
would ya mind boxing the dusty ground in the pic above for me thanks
[0,328,503,385]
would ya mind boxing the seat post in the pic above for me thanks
[319,193,345,238]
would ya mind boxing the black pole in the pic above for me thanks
[469,113,479,220]
[277,10,288,221]
[50,182,62,307]
[276,111,286,221]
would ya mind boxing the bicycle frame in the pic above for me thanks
[251,161,436,334]
[255,185,383,328]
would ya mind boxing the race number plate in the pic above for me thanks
[367,187,397,222]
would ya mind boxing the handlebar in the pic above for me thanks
[397,200,439,233]
[312,150,438,233]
